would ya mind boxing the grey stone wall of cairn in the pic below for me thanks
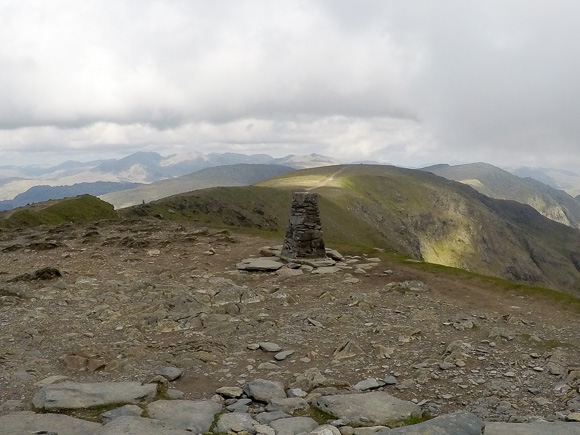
[280,191,327,260]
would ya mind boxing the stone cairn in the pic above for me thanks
[280,191,327,260]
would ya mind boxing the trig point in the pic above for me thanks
[280,191,327,260]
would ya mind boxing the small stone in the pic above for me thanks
[258,362,280,370]
[259,342,282,352]
[275,350,295,361]
[256,424,277,435]
[308,318,324,327]
[567,413,580,422]
[383,375,397,385]
[354,378,384,391]
[439,362,455,370]
[287,388,308,398]
[155,366,184,381]
[100,404,143,423]
[216,386,244,398]
[504,371,516,378]
[166,389,185,400]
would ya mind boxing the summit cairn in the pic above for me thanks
[280,192,326,260]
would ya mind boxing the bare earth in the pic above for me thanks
[1,218,579,422]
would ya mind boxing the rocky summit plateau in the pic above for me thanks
[1,217,580,434]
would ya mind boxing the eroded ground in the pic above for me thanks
[1,218,579,422]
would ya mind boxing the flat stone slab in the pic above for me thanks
[314,391,421,427]
[270,416,319,435]
[311,266,341,275]
[32,381,157,410]
[147,399,222,433]
[485,421,580,434]
[388,411,484,434]
[216,412,259,434]
[101,404,143,424]
[0,411,100,435]
[96,416,192,435]
[237,258,284,271]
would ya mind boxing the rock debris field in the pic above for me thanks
[1,219,580,434]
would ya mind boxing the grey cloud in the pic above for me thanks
[1,1,580,169]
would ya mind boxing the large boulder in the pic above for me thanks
[388,411,484,434]
[0,411,100,435]
[147,399,222,433]
[216,412,259,434]
[32,381,157,410]
[244,379,287,403]
[269,416,319,435]
[314,391,421,427]
[96,415,192,435]
[485,421,580,434]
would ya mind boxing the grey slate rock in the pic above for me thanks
[314,392,421,427]
[244,379,287,403]
[256,410,293,424]
[485,421,580,434]
[227,398,253,412]
[147,399,222,433]
[32,381,157,410]
[388,411,483,434]
[270,416,320,435]
[353,427,390,435]
[237,258,284,271]
[353,378,385,391]
[216,412,259,434]
[260,341,283,352]
[0,411,100,435]
[96,416,192,435]
[266,397,310,413]
[100,404,143,423]
[310,425,343,435]
[155,366,184,381]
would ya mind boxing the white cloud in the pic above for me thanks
[1,0,580,170]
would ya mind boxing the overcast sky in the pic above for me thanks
[1,0,580,169]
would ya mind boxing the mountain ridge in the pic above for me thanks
[120,164,580,295]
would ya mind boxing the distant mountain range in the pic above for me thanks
[100,164,294,209]
[0,151,340,207]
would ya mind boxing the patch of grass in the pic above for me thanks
[388,412,432,428]
[293,406,335,425]
[46,402,133,423]
[0,195,119,229]
[520,333,574,350]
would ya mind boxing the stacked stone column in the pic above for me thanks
[280,192,326,260]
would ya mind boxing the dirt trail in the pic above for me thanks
[306,166,348,190]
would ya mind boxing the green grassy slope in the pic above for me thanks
[0,195,118,228]
[122,164,580,295]
[424,162,580,229]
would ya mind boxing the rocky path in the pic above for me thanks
[1,219,580,433]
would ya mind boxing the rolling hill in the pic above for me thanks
[99,164,295,209]
[423,162,580,229]
[0,151,339,203]
[121,164,580,296]
[0,181,141,211]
